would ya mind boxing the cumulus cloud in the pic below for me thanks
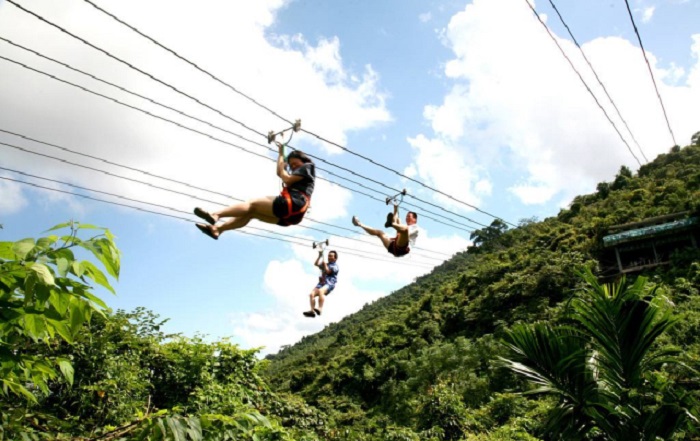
[0,0,390,218]
[405,133,488,211]
[0,176,28,215]
[231,227,470,355]
[409,0,700,208]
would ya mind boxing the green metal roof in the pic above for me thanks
[603,217,699,247]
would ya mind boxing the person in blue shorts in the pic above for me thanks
[194,142,315,239]
[304,250,339,318]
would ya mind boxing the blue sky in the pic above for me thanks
[1,0,698,355]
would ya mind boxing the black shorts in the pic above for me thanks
[272,191,308,226]
[387,238,410,257]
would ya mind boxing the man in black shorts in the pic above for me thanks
[352,204,418,257]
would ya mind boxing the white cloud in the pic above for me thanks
[230,227,470,355]
[687,34,700,91]
[0,176,28,215]
[405,134,486,211]
[410,0,700,208]
[641,6,655,23]
[419,12,432,23]
[0,0,391,216]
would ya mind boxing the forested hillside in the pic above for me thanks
[2,142,698,440]
[263,141,700,439]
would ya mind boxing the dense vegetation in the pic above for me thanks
[1,138,699,439]
[1,223,323,440]
[263,141,700,439]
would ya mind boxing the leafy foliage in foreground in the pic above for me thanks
[0,221,119,401]
[0,224,323,440]
[502,270,696,439]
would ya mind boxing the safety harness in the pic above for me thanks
[280,186,310,225]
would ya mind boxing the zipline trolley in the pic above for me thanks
[267,119,302,146]
[386,189,407,207]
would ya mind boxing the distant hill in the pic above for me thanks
[264,141,700,439]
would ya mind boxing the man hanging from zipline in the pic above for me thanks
[304,244,339,318]
[352,190,419,257]
[193,140,315,239]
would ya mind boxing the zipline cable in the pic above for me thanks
[547,0,648,163]
[0,131,452,257]
[521,0,642,167]
[0,36,479,231]
[0,144,448,261]
[6,0,267,139]
[0,175,436,269]
[0,124,472,238]
[58,0,512,227]
[622,0,677,147]
[0,176,306,246]
[0,53,479,232]
[80,0,293,126]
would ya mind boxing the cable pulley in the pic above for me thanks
[386,189,407,206]
[267,119,301,145]
[312,238,330,251]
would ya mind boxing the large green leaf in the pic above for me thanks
[1,378,38,403]
[56,257,70,277]
[82,238,121,279]
[46,221,75,232]
[52,247,75,261]
[12,238,35,260]
[69,300,89,337]
[23,313,48,340]
[47,318,73,344]
[36,235,58,251]
[81,261,115,294]
[56,357,74,386]
[0,241,14,260]
[72,261,85,278]
[166,416,187,441]
[75,223,101,230]
[28,263,55,286]
[76,288,109,310]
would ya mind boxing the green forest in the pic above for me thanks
[2,139,700,440]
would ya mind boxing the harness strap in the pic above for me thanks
[281,187,310,218]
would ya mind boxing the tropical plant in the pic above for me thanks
[501,269,697,440]
[0,221,119,401]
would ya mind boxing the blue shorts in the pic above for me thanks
[315,283,335,294]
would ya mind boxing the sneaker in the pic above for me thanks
[384,212,395,228]
[352,216,360,227]
[303,311,316,318]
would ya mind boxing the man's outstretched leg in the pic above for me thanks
[353,216,391,249]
